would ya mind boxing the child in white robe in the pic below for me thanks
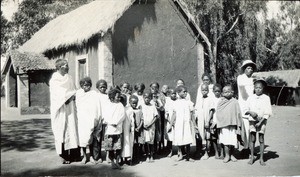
[76,77,102,164]
[141,91,158,162]
[173,86,196,162]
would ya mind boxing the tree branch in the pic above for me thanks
[217,13,243,41]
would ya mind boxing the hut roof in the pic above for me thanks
[253,69,300,88]
[19,0,134,54]
[2,50,56,75]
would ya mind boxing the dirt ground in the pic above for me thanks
[1,98,300,177]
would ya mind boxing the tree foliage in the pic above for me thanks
[1,11,11,54]
[3,0,93,53]
[183,0,267,86]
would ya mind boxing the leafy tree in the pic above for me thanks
[182,0,267,85]
[6,0,93,51]
[1,10,11,54]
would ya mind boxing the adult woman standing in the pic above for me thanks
[237,60,257,152]
[49,59,79,164]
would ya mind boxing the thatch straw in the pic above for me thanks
[19,0,134,54]
[5,50,55,74]
[253,70,300,88]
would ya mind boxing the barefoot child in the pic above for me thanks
[103,88,125,169]
[96,79,110,163]
[195,83,215,160]
[173,86,195,162]
[245,79,272,166]
[164,88,177,157]
[211,84,223,159]
[121,95,135,165]
[216,85,243,163]
[128,95,145,164]
[150,82,164,154]
[76,77,102,164]
[141,91,158,162]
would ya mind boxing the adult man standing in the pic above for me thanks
[49,59,79,164]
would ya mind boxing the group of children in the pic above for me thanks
[75,74,272,169]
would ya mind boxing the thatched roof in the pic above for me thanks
[19,0,134,54]
[1,50,55,75]
[253,69,300,88]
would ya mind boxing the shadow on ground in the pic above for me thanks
[1,164,136,177]
[1,119,54,152]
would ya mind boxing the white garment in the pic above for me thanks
[237,74,255,116]
[245,94,272,120]
[164,97,176,141]
[173,99,194,146]
[49,72,78,154]
[76,89,102,147]
[141,103,158,143]
[237,73,255,141]
[219,126,237,147]
[122,107,135,158]
[98,92,110,121]
[103,102,125,135]
[195,96,214,141]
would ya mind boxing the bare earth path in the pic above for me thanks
[1,102,300,177]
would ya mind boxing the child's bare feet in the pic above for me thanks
[260,159,266,166]
[167,151,172,158]
[223,156,230,163]
[90,158,96,164]
[186,158,195,162]
[215,154,220,159]
[149,156,154,163]
[177,155,183,162]
[146,157,150,163]
[202,153,209,160]
[231,156,237,162]
[248,158,254,165]
[81,157,88,164]
[219,155,224,160]
[96,158,103,164]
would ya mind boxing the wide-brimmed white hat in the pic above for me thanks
[241,60,256,70]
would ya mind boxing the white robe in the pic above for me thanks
[49,72,78,154]
[122,107,135,158]
[164,97,176,141]
[76,89,102,147]
[237,73,255,141]
[173,99,194,146]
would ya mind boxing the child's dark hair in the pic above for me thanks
[201,73,212,81]
[96,79,107,88]
[176,85,187,93]
[79,77,92,87]
[120,82,130,88]
[129,95,139,102]
[176,79,185,85]
[223,84,234,91]
[108,88,121,101]
[213,83,222,90]
[168,87,176,94]
[150,82,160,89]
[143,91,153,99]
[120,94,127,107]
[134,83,145,91]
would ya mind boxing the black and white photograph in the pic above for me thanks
[1,0,300,176]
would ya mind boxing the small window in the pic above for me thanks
[76,55,88,87]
